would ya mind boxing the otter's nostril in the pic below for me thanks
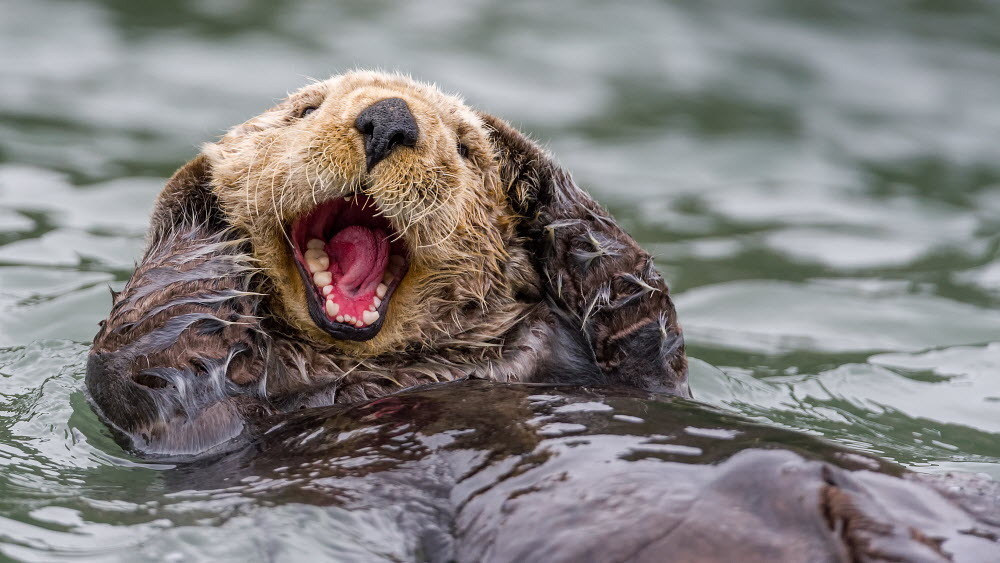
[354,97,419,171]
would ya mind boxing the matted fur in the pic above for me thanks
[87,71,688,455]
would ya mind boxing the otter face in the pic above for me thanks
[204,71,524,355]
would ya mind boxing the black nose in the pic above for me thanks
[354,97,419,171]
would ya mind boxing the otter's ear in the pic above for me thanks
[147,154,227,243]
[477,113,557,217]
[480,113,689,397]
[478,112,605,230]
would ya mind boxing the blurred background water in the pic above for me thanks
[1,0,1000,559]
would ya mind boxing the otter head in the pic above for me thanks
[204,71,533,356]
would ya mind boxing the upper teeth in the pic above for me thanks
[305,248,330,273]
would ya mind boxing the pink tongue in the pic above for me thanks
[326,225,388,296]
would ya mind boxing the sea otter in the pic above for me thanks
[85,72,1000,560]
[87,71,687,455]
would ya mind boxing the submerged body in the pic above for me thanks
[85,71,1000,560]
[183,381,1000,562]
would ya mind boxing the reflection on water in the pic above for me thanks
[2,0,1000,559]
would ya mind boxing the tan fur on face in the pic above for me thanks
[203,71,534,357]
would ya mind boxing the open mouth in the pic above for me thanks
[290,193,410,341]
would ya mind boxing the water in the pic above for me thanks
[1,0,999,559]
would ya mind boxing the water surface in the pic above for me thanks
[2,0,1000,559]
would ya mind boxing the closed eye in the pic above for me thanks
[457,142,471,159]
[298,106,319,118]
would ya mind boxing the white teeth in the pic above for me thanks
[372,296,381,308]
[313,271,332,286]
[336,315,344,323]
[368,303,377,312]
[305,249,330,273]
[363,311,380,325]
[306,239,325,250]
[307,257,329,273]
[376,283,387,298]
[344,195,353,202]
[322,285,333,296]
[355,320,364,328]
[326,301,340,316]
[382,272,394,285]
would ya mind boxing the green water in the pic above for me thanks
[1,0,999,559]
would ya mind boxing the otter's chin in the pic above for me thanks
[289,193,410,341]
